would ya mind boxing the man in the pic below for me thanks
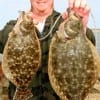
[0,0,96,100]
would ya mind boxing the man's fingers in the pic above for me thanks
[80,0,87,8]
[62,12,68,20]
[82,4,91,14]
[74,0,81,8]
[68,0,75,8]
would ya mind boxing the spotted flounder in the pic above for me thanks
[48,12,100,100]
[2,12,41,100]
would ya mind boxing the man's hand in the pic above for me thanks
[62,0,91,32]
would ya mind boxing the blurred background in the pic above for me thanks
[0,0,100,100]
[0,0,100,29]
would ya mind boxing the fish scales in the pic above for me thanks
[2,12,41,100]
[48,12,100,100]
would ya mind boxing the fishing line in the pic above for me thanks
[39,14,62,41]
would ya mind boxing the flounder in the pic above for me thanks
[2,12,41,100]
[48,12,100,100]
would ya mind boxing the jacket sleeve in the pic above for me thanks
[0,31,4,53]
[0,20,17,53]
[86,28,96,46]
[0,20,17,100]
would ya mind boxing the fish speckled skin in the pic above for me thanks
[2,12,41,100]
[48,12,100,100]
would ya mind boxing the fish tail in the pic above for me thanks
[13,87,33,100]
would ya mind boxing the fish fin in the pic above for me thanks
[13,87,33,100]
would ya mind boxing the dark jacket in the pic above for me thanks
[0,10,96,100]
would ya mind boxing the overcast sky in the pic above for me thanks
[0,0,99,30]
